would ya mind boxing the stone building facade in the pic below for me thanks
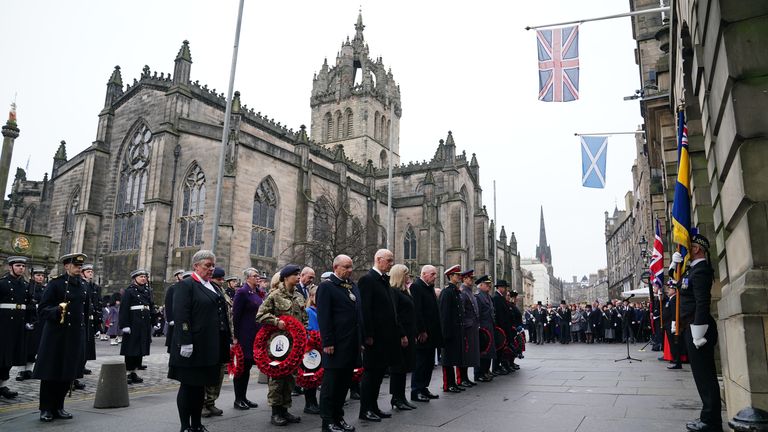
[4,13,521,295]
[604,193,638,300]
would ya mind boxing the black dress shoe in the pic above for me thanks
[511,364,520,370]
[390,398,413,410]
[282,410,301,423]
[349,390,360,400]
[40,410,54,422]
[476,376,491,382]
[244,399,259,408]
[322,422,345,432]
[137,365,148,370]
[444,386,461,393]
[83,368,92,375]
[667,364,683,370]
[337,418,355,432]
[359,410,381,422]
[686,419,722,432]
[304,404,320,415]
[0,386,18,398]
[271,413,288,426]
[72,380,86,390]
[403,399,417,409]
[411,393,430,402]
[464,379,477,386]
[54,409,73,419]
[424,389,439,399]
[373,408,391,418]
[233,400,250,410]
[16,370,33,381]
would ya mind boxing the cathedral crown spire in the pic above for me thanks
[354,10,365,42]
[536,206,552,265]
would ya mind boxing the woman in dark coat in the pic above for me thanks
[389,264,417,410]
[231,268,264,410]
[168,250,231,432]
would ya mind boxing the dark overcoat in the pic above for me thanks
[316,275,362,369]
[392,288,416,372]
[679,260,715,328]
[358,268,402,369]
[0,273,33,367]
[164,282,179,352]
[83,279,102,361]
[25,281,44,361]
[476,291,496,359]
[119,283,153,357]
[410,277,443,349]
[438,283,463,366]
[33,274,88,381]
[459,286,480,367]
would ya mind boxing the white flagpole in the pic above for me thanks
[212,0,245,254]
[574,131,643,136]
[493,180,497,281]
[525,6,670,30]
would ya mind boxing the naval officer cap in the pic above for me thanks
[6,256,28,265]
[82,264,94,271]
[279,264,302,281]
[494,279,510,288]
[320,271,333,280]
[182,271,193,279]
[444,264,461,276]
[475,274,491,285]
[460,268,475,278]
[130,269,149,278]
[60,253,87,265]
[173,269,185,277]
[31,267,46,274]
[225,276,238,282]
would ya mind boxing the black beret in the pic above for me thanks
[280,264,301,281]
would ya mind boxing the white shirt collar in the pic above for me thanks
[690,258,706,267]
[193,272,218,294]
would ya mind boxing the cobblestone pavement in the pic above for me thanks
[0,339,729,431]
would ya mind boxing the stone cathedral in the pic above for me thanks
[3,13,521,294]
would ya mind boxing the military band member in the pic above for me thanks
[17,266,46,381]
[120,269,153,384]
[0,256,34,399]
[256,264,308,426]
[317,255,361,432]
[457,269,479,387]
[34,253,89,422]
[474,275,496,382]
[438,265,463,393]
[76,263,101,389]
[491,280,511,375]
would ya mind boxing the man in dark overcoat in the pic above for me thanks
[17,266,46,382]
[317,254,362,432]
[75,263,101,389]
[474,275,496,382]
[438,265,463,393]
[165,269,185,353]
[357,249,402,422]
[409,264,443,402]
[0,256,34,399]
[457,269,479,387]
[33,253,89,422]
[120,269,153,384]
[491,280,512,375]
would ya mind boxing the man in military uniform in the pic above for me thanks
[491,280,512,375]
[670,234,721,432]
[120,269,153,384]
[33,253,89,422]
[663,283,683,369]
[75,264,101,390]
[317,255,361,432]
[0,256,34,399]
[508,289,524,369]
[165,269,184,354]
[256,264,308,426]
[438,265,463,393]
[474,275,496,382]
[17,266,46,382]
[457,269,479,387]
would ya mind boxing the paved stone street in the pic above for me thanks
[0,338,728,431]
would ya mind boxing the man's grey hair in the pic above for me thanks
[243,267,259,279]
[191,250,215,266]
[420,265,437,277]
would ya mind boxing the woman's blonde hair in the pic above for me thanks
[306,285,317,308]
[270,272,282,292]
[389,264,410,292]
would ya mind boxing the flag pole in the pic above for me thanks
[211,0,245,254]
[493,180,497,282]
[574,131,643,136]
[525,7,670,30]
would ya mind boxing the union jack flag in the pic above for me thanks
[536,25,579,102]
[649,218,664,288]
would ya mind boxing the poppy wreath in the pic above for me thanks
[352,367,364,383]
[295,330,324,389]
[479,327,493,355]
[254,315,307,378]
[493,326,507,353]
[227,343,245,378]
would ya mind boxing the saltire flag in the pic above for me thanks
[536,25,580,102]
[650,218,664,288]
[580,136,607,188]
[671,111,691,277]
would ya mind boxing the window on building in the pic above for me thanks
[112,124,151,251]
[335,111,343,140]
[379,149,388,169]
[251,178,278,257]
[404,226,417,260]
[325,112,333,141]
[63,191,79,253]
[345,108,353,137]
[374,111,380,140]
[23,206,36,232]
[179,162,206,247]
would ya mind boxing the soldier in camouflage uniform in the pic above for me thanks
[256,264,308,427]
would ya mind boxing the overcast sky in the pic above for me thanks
[0,0,646,279]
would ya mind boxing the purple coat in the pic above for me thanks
[232,283,264,360]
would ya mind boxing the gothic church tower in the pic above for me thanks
[310,12,402,167]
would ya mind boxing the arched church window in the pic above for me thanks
[23,205,36,233]
[345,108,353,137]
[179,162,206,247]
[325,112,333,141]
[374,111,380,140]
[335,111,343,140]
[379,149,388,169]
[380,114,387,142]
[251,178,278,257]
[112,124,151,251]
[404,226,417,260]
[63,190,79,253]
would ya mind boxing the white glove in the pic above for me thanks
[25,323,34,330]
[691,324,708,348]
[122,327,131,334]
[180,344,194,358]
[670,321,676,333]
[169,321,175,326]
[532,318,536,322]
[95,331,101,336]
[672,251,683,263]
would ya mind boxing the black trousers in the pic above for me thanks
[411,347,434,397]
[475,359,491,378]
[233,359,254,401]
[177,383,205,429]
[125,356,142,371]
[389,372,407,400]
[684,323,722,425]
[0,366,11,381]
[441,366,456,390]
[39,380,70,411]
[320,368,352,423]
[359,367,386,414]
